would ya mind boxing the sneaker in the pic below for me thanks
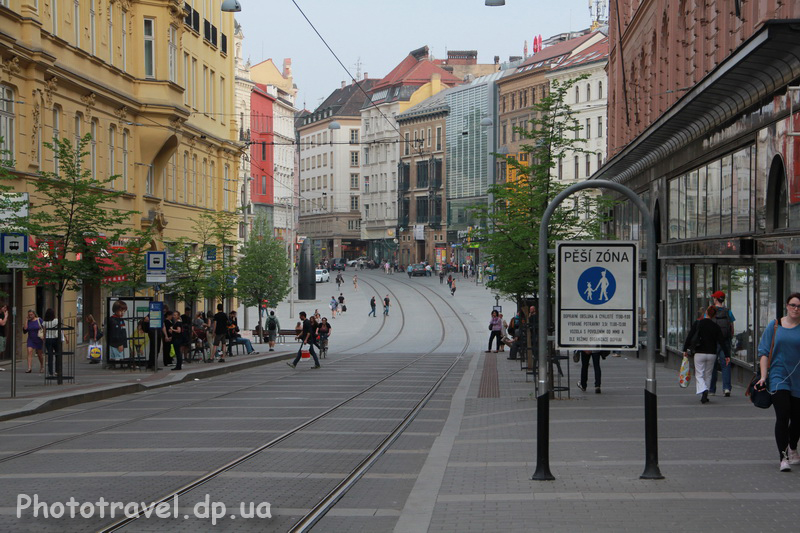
[311,365,321,369]
[576,382,586,392]
[788,449,800,465]
[780,453,792,472]
[269,348,274,352]
[286,362,295,369]
[572,352,580,363]
[595,387,601,394]
[724,389,731,397]
[709,391,716,396]
[218,358,225,363]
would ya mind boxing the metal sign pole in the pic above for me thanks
[10,267,16,398]
[534,179,662,481]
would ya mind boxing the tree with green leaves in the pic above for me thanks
[164,216,216,315]
[202,210,240,307]
[1,134,135,382]
[236,213,291,341]
[475,75,613,307]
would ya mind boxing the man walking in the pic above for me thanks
[383,295,391,316]
[287,311,320,369]
[709,290,735,396]
[266,310,279,352]
[369,296,377,317]
[211,303,229,362]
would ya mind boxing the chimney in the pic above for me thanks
[283,58,292,78]
[363,72,368,79]
[494,55,500,64]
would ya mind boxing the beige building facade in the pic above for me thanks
[0,0,239,356]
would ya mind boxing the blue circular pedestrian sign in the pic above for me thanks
[577,267,616,305]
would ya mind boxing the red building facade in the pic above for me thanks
[250,85,275,207]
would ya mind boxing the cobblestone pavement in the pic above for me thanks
[1,271,793,532]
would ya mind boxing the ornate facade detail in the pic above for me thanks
[1,55,20,81]
[44,76,58,107]
[31,89,42,163]
[114,105,128,125]
[81,92,97,121]
[169,117,186,131]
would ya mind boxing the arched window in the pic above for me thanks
[598,80,603,99]
[586,84,591,101]
[0,85,15,158]
[767,155,788,230]
[575,86,580,103]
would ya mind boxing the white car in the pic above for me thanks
[315,268,330,283]
[347,256,368,267]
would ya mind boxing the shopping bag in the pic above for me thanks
[679,355,692,388]
[88,342,103,362]
[301,350,311,359]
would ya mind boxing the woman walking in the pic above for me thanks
[486,310,503,353]
[450,278,457,296]
[756,293,800,471]
[499,313,509,352]
[353,274,358,291]
[683,306,730,404]
[22,310,44,373]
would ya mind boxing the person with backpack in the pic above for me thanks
[266,311,280,352]
[709,290,735,397]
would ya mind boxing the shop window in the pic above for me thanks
[665,264,691,351]
[720,154,733,234]
[718,265,755,365]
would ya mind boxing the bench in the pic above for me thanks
[277,329,300,345]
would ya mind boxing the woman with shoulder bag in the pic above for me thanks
[22,310,45,373]
[682,306,729,405]
[486,310,502,353]
[756,292,800,472]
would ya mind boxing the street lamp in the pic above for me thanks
[221,0,242,12]
[485,0,506,5]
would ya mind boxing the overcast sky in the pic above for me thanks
[235,0,603,111]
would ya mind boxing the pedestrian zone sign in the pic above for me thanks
[556,241,638,350]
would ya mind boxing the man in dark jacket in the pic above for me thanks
[108,300,128,363]
[286,312,320,369]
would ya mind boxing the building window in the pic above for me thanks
[219,77,225,124]
[585,118,591,139]
[557,156,562,180]
[597,116,603,138]
[261,175,266,195]
[145,165,154,195]
[52,0,58,35]
[183,53,190,105]
[223,164,229,210]
[121,10,127,71]
[350,151,359,167]
[203,66,208,113]
[208,161,214,208]
[350,195,359,211]
[585,154,590,176]
[172,154,177,202]
[0,85,15,158]
[168,26,177,83]
[350,129,358,144]
[107,2,113,65]
[586,83,591,101]
[192,155,198,205]
[191,58,198,109]
[574,155,579,179]
[89,0,96,55]
[209,71,215,119]
[597,152,602,169]
[404,133,410,156]
[121,130,128,191]
[350,173,359,189]
[436,126,442,151]
[74,0,80,47]
[143,18,155,78]
[575,86,579,103]
[598,80,603,98]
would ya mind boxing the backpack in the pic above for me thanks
[267,316,277,330]
[712,307,732,345]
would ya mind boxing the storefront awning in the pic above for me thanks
[594,20,800,184]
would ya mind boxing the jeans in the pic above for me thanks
[709,345,732,393]
[383,305,389,316]
[229,337,254,354]
[488,330,502,351]
[45,338,58,375]
[579,351,602,388]
[369,306,376,317]
[292,342,320,366]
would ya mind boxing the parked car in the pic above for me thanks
[347,256,368,267]
[315,269,330,283]
[410,264,427,277]
[330,258,346,271]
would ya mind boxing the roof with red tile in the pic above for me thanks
[371,48,462,93]
[550,37,609,71]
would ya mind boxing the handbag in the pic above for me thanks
[37,319,45,340]
[746,318,779,409]
[679,354,692,388]
[488,324,493,331]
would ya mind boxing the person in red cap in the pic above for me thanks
[709,290,735,396]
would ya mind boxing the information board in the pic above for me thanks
[556,241,638,349]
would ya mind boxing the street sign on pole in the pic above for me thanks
[1,233,28,269]
[556,241,638,350]
[146,250,167,283]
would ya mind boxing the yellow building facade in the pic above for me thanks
[0,0,239,356]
